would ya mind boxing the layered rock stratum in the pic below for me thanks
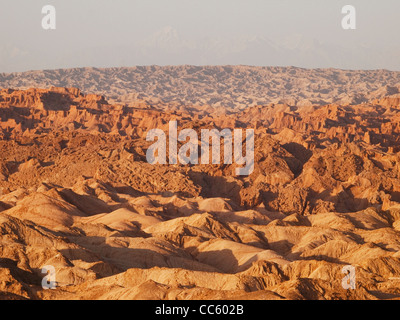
[0,69,400,300]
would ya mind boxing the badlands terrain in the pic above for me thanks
[0,66,400,300]
[2,66,400,109]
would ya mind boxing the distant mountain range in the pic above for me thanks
[2,26,400,72]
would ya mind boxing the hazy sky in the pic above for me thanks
[1,0,400,72]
